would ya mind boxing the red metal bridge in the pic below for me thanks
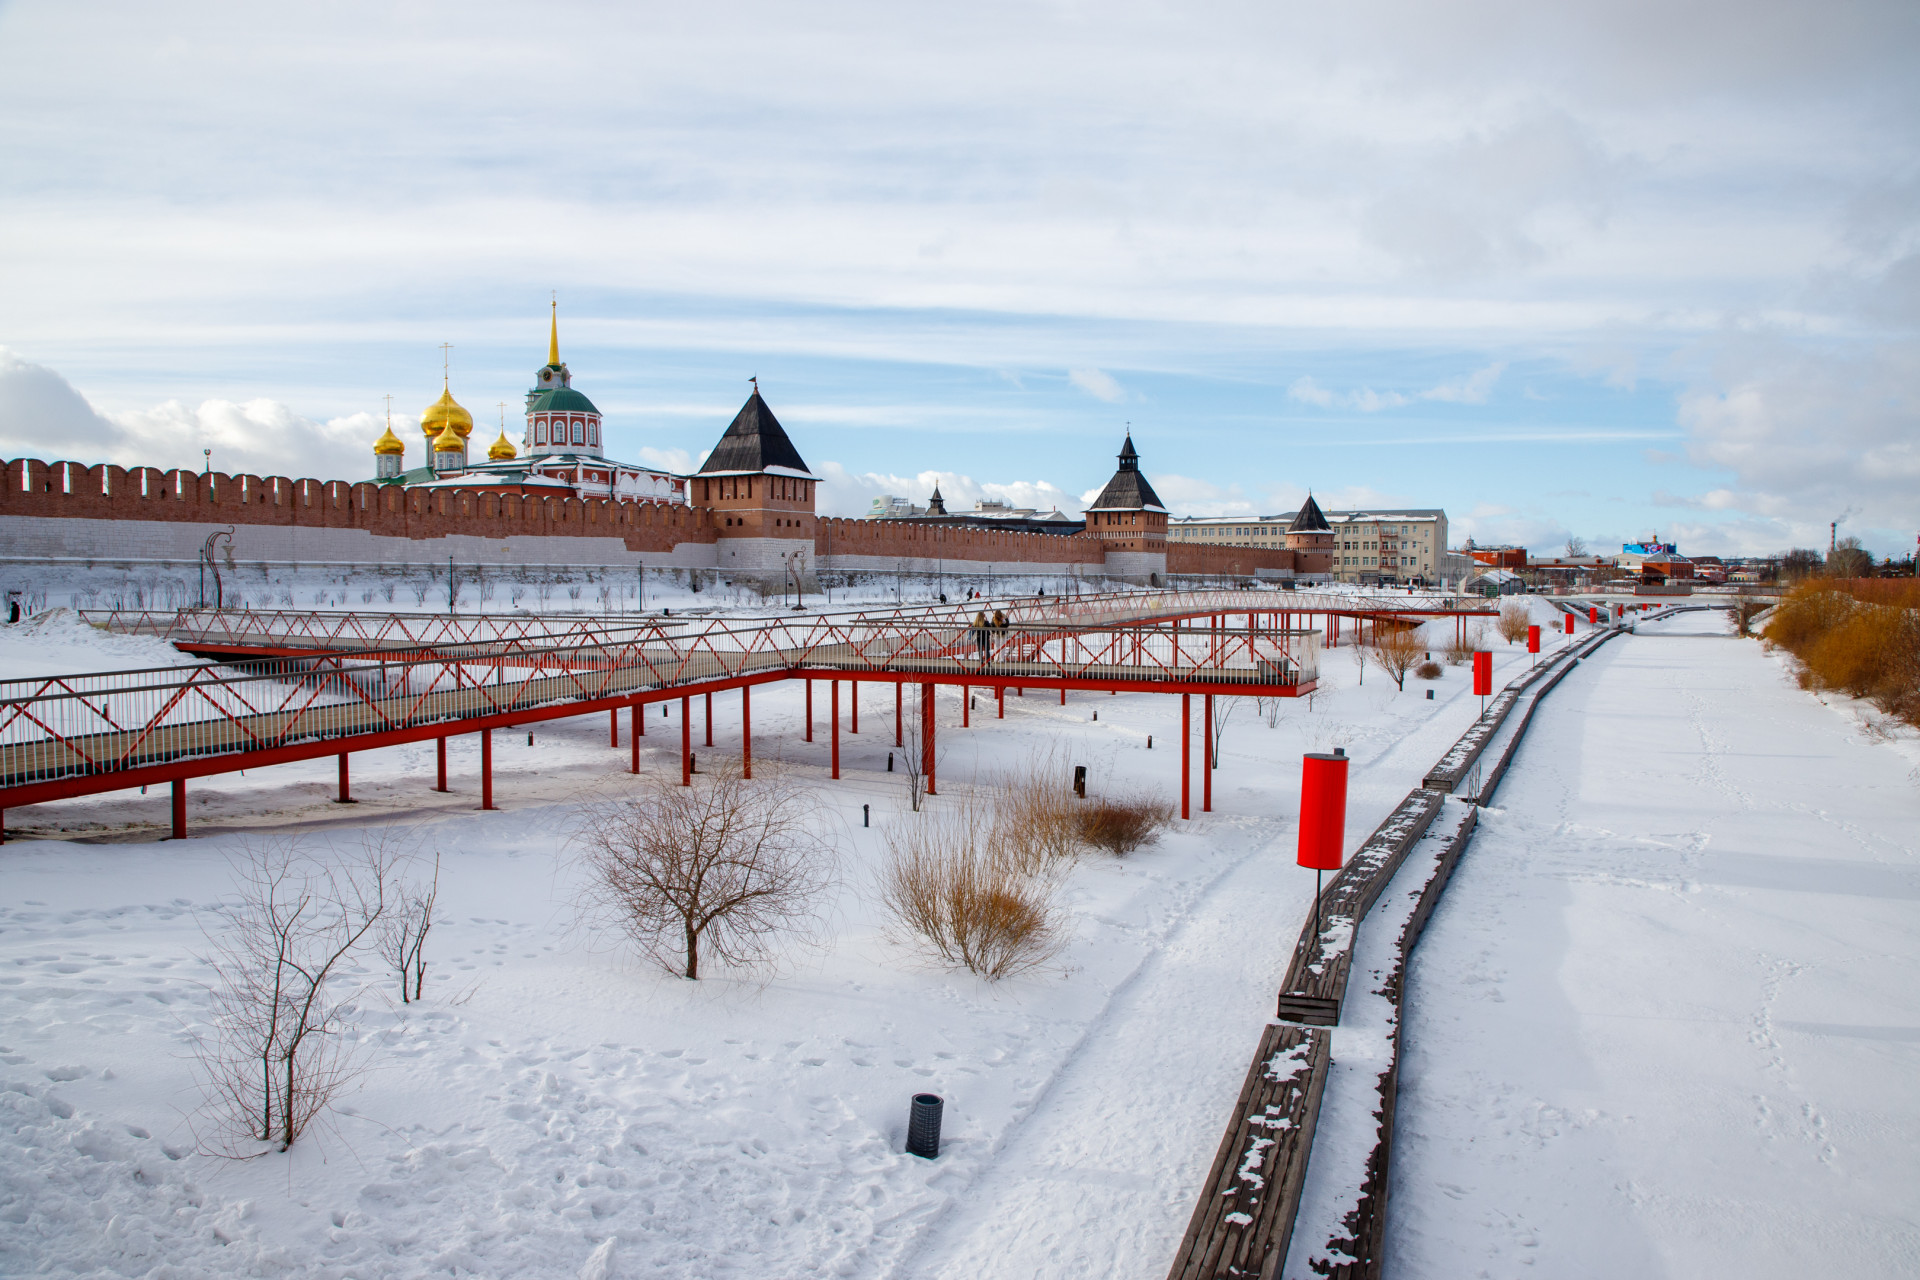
[3,589,1493,840]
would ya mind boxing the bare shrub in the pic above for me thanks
[195,840,386,1153]
[1734,599,1767,637]
[1495,601,1532,645]
[1765,581,1920,727]
[994,762,1082,870]
[878,804,1066,980]
[1074,795,1174,856]
[1444,624,1487,665]
[1253,695,1286,728]
[1370,621,1423,691]
[576,763,835,979]
[1415,660,1443,680]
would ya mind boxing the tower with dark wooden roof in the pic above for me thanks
[694,384,818,585]
[1286,494,1335,578]
[1084,433,1169,582]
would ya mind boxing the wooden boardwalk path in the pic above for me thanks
[1168,621,1636,1279]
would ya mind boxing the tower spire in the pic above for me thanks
[549,296,560,367]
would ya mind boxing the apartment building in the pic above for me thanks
[1167,507,1450,585]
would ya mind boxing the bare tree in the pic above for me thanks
[1370,620,1424,691]
[1349,626,1369,685]
[1208,696,1237,766]
[196,841,386,1153]
[1565,535,1587,557]
[378,850,441,1004]
[896,690,941,812]
[576,762,835,980]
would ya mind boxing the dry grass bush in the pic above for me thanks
[1765,581,1920,726]
[878,803,1066,980]
[1495,601,1532,645]
[1415,660,1443,680]
[1443,625,1483,666]
[576,762,836,980]
[995,766,1083,872]
[1074,795,1175,855]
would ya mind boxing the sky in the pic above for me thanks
[0,0,1915,558]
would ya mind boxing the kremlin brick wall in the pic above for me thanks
[0,459,715,567]
[1,458,1301,582]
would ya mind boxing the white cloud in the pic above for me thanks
[1068,368,1125,403]
[0,346,386,481]
[1285,363,1505,413]
[1420,362,1506,405]
[813,460,1083,520]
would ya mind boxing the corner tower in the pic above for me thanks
[694,383,818,587]
[1085,433,1168,583]
[1285,494,1335,579]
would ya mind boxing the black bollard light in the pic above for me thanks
[887,752,894,773]
[1091,710,1097,721]
[1073,765,1087,798]
[1426,689,1434,700]
[906,1093,944,1159]
[1147,734,1153,750]
[528,732,534,746]
[863,803,870,828]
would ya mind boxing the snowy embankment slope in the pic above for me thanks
[0,598,1571,1279]
[1392,608,1920,1277]
[0,608,210,680]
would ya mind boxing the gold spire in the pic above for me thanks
[548,296,560,367]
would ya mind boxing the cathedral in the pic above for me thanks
[371,304,686,504]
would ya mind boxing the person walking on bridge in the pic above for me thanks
[971,611,991,662]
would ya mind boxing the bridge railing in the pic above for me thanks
[2,613,1322,790]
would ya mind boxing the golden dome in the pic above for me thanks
[373,423,406,456]
[487,431,518,461]
[432,419,465,454]
[421,386,473,440]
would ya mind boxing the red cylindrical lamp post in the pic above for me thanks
[1526,624,1540,665]
[1473,649,1492,718]
[1297,749,1349,938]
[1588,606,1598,625]
[1564,611,1575,635]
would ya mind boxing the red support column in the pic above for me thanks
[1181,694,1191,820]
[337,753,352,804]
[610,708,619,748]
[681,696,692,785]
[895,680,904,747]
[996,685,1005,718]
[630,703,641,773]
[805,680,814,742]
[171,778,187,840]
[851,679,859,733]
[831,680,841,779]
[705,692,714,747]
[1059,686,1066,705]
[742,686,752,779]
[435,736,447,792]
[922,683,937,796]
[1203,694,1213,813]
[962,685,970,728]
[480,730,495,810]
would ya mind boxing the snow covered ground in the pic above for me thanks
[0,596,1588,1278]
[1392,607,1920,1278]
